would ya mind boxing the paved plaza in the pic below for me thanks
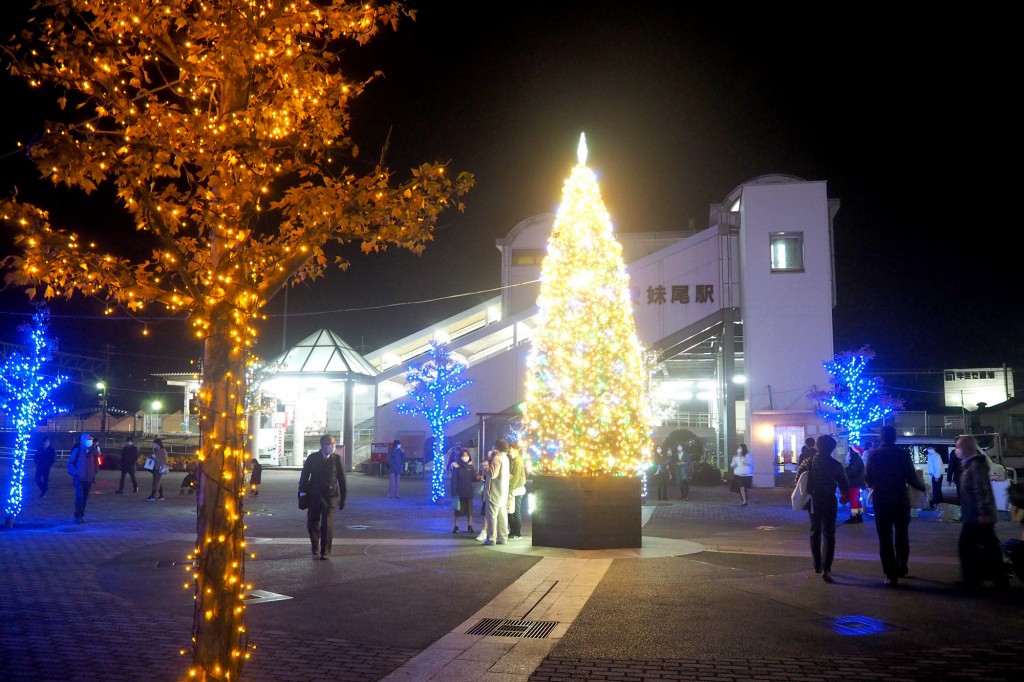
[1,463,1022,681]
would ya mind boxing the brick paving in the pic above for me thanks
[2,463,1022,681]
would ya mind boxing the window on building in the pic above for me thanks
[769,232,804,272]
[512,249,546,266]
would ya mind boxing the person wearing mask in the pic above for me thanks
[66,433,101,523]
[675,444,692,501]
[450,448,478,535]
[843,445,866,524]
[925,446,945,510]
[115,436,139,494]
[146,437,168,501]
[507,443,527,540]
[483,438,511,546]
[955,435,1008,591]
[797,435,850,583]
[864,426,927,587]
[298,434,347,560]
[730,444,754,506]
[386,439,406,498]
[34,437,56,497]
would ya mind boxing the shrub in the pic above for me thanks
[692,461,723,486]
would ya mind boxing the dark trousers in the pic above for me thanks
[307,504,334,556]
[809,497,838,572]
[656,472,669,500]
[73,479,92,520]
[678,478,690,500]
[959,522,1006,585]
[873,503,911,578]
[930,476,944,507]
[35,466,52,496]
[508,495,523,536]
[118,468,138,491]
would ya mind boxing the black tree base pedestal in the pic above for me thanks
[531,474,642,550]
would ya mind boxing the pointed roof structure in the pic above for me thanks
[269,329,379,382]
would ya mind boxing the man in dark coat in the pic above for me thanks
[115,436,140,494]
[797,435,849,583]
[864,425,927,587]
[34,437,56,497]
[66,433,101,524]
[298,434,347,560]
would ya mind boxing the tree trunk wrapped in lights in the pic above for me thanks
[0,3,472,679]
[521,134,651,477]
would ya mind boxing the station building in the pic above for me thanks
[366,174,841,487]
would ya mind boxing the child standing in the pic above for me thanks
[450,449,478,534]
[249,458,263,496]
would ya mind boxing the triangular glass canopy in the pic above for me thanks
[269,329,379,378]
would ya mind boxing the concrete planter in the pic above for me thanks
[531,474,642,549]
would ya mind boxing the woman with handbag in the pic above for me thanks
[146,437,169,501]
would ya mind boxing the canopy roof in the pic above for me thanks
[269,329,379,380]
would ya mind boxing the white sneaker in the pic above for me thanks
[475,532,486,542]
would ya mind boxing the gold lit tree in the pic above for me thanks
[521,134,650,476]
[0,2,471,680]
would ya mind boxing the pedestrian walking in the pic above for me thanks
[675,443,692,500]
[926,446,945,510]
[507,443,527,539]
[146,437,168,501]
[450,448,477,534]
[730,443,754,505]
[843,445,866,524]
[797,434,850,583]
[864,425,927,587]
[248,457,263,496]
[955,435,1008,591]
[797,437,817,469]
[298,435,347,560]
[947,449,963,505]
[386,439,405,498]
[115,436,139,494]
[34,437,56,497]
[483,438,510,546]
[66,433,100,523]
[655,446,671,499]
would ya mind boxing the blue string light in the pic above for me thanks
[396,339,472,503]
[1,307,68,525]
[809,346,901,446]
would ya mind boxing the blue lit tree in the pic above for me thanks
[396,339,472,502]
[1,307,68,529]
[808,345,902,447]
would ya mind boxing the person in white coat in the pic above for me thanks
[483,438,511,546]
[730,443,754,506]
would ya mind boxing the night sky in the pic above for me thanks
[0,2,1017,413]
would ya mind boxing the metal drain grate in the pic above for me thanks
[466,618,558,639]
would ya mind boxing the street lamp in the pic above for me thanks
[96,381,108,432]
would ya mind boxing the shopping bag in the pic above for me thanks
[790,471,811,512]
[143,457,156,471]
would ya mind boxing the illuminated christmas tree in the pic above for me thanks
[521,134,651,476]
[397,339,472,502]
[1,307,68,529]
[809,345,902,446]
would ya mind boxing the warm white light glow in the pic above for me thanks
[577,132,588,166]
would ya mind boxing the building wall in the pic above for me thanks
[738,180,835,487]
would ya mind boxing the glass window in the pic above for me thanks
[769,232,804,272]
[512,249,546,266]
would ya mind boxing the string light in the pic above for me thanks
[0,306,68,526]
[1,3,472,679]
[808,345,903,446]
[396,339,472,502]
[521,134,652,476]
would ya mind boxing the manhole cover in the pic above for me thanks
[252,512,273,516]
[346,525,370,530]
[821,615,906,636]
[156,560,198,568]
[466,618,558,639]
